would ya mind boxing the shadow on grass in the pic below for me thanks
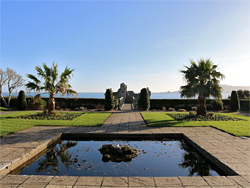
[145,119,183,127]
[0,107,17,111]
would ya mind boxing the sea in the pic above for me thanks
[2,92,231,99]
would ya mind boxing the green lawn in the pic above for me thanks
[141,112,250,137]
[0,111,111,137]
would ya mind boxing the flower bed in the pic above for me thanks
[16,112,83,120]
[167,113,243,121]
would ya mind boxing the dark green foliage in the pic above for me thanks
[138,88,150,111]
[243,90,250,98]
[237,90,244,99]
[16,112,83,120]
[5,97,250,112]
[189,111,196,117]
[55,98,105,109]
[210,99,223,111]
[237,90,250,99]
[150,99,227,110]
[240,100,250,112]
[104,88,115,110]
[167,113,242,121]
[230,91,240,112]
[28,98,47,110]
[17,90,27,110]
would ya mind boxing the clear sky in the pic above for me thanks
[1,0,250,93]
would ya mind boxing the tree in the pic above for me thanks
[180,59,224,116]
[26,62,77,113]
[0,68,25,107]
[138,88,150,111]
[104,88,115,110]
[17,90,27,110]
[0,69,8,107]
[230,90,240,112]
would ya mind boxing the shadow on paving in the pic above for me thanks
[0,127,70,145]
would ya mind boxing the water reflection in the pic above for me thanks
[36,141,77,174]
[179,141,212,176]
[19,140,221,177]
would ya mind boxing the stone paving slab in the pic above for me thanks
[1,175,250,187]
[0,104,250,187]
[75,176,103,186]
[154,177,183,187]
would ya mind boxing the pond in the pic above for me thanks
[18,139,224,177]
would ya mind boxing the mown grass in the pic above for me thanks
[0,111,111,137]
[141,112,250,137]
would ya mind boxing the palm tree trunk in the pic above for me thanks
[48,93,55,113]
[197,94,207,116]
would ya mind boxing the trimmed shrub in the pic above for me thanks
[191,106,197,111]
[189,111,196,117]
[243,90,250,98]
[230,90,240,112]
[178,109,186,112]
[28,98,47,110]
[207,112,215,117]
[237,90,244,99]
[17,90,27,110]
[168,107,175,111]
[175,104,185,110]
[138,88,150,111]
[210,99,223,111]
[104,88,115,110]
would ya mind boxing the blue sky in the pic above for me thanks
[1,0,249,93]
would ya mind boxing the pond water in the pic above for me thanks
[18,139,222,177]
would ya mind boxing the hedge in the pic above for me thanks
[150,99,249,111]
[1,97,249,111]
[1,97,105,110]
[240,99,250,111]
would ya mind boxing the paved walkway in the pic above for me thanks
[0,104,250,187]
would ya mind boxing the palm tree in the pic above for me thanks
[180,59,224,116]
[26,62,77,113]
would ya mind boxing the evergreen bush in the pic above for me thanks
[243,90,250,98]
[237,90,244,99]
[211,99,223,111]
[28,98,47,110]
[230,90,240,112]
[138,88,150,111]
[17,90,27,110]
[104,88,115,110]
[189,111,196,117]
[191,106,197,111]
